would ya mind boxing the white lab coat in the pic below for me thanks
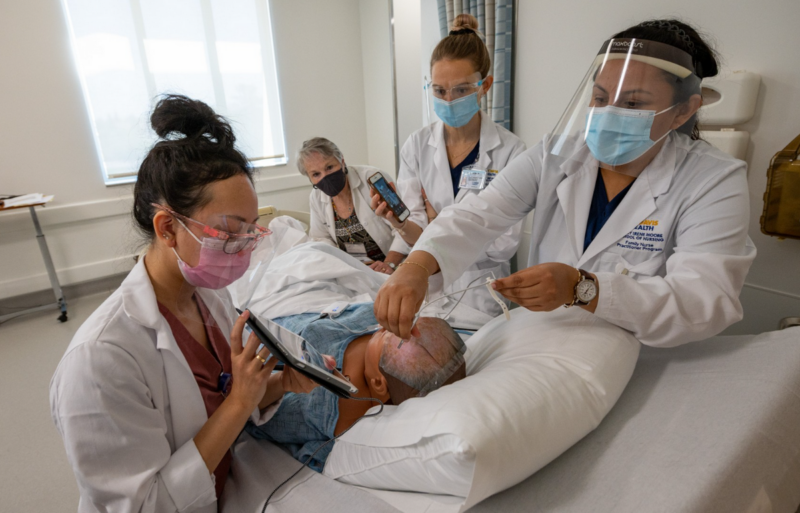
[415,132,757,347]
[50,257,281,513]
[309,164,409,257]
[396,110,527,315]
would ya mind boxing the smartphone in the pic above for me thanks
[368,172,410,223]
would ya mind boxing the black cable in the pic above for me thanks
[260,396,385,512]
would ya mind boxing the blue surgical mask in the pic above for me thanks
[585,105,675,166]
[433,90,481,128]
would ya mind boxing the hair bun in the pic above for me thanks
[450,13,479,34]
[150,94,235,148]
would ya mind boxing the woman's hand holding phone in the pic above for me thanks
[370,184,404,229]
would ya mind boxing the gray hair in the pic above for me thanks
[296,137,343,176]
[379,318,466,396]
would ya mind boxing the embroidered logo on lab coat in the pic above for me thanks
[617,219,664,252]
[485,170,500,185]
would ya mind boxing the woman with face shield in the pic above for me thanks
[50,95,322,512]
[376,20,756,348]
[371,13,527,317]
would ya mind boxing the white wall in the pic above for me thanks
[359,0,397,177]
[0,0,394,300]
[392,0,424,151]
[394,0,445,137]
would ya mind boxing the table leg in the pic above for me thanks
[29,206,68,322]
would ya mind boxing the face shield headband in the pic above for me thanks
[546,38,702,171]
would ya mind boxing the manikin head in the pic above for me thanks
[363,317,467,405]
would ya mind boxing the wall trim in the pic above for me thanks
[0,172,309,230]
[743,282,800,301]
[0,271,127,314]
[0,254,136,300]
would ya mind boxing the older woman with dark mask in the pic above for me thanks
[299,137,407,274]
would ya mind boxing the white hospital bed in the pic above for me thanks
[225,326,800,513]
[247,209,800,512]
[384,327,800,513]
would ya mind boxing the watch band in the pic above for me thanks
[564,268,581,308]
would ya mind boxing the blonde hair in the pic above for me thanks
[430,14,491,78]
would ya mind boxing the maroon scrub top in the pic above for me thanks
[158,294,233,501]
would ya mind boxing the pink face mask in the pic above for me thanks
[173,219,252,290]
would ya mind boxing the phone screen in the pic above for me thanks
[372,176,404,212]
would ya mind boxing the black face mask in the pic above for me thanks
[315,167,348,197]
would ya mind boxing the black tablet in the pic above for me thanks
[237,308,358,399]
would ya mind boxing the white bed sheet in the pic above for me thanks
[364,327,800,513]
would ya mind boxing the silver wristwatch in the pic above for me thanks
[574,269,597,305]
[387,262,397,270]
[566,269,597,307]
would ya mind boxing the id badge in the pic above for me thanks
[344,242,367,255]
[459,167,487,190]
[484,169,500,186]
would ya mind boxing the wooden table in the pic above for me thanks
[0,198,68,323]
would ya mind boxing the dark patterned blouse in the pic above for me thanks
[333,208,386,262]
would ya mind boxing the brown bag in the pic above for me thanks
[760,133,800,240]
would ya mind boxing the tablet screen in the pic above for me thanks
[254,316,357,393]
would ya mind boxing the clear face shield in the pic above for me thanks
[547,38,701,176]
[423,71,485,127]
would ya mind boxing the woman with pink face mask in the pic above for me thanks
[50,95,323,513]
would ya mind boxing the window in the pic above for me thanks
[62,0,287,185]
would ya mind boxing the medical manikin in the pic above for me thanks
[245,309,467,470]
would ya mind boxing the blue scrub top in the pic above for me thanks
[449,142,480,197]
[584,170,634,252]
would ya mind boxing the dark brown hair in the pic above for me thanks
[132,95,253,241]
[430,13,491,78]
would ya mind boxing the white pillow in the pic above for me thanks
[323,307,640,510]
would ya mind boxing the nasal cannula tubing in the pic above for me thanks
[398,271,501,348]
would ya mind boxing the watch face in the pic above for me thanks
[576,279,597,302]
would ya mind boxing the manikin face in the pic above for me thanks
[364,330,391,401]
[363,319,465,404]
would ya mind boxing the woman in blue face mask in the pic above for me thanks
[376,19,757,350]
[371,13,527,319]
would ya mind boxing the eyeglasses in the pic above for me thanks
[152,203,271,254]
[426,79,483,100]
